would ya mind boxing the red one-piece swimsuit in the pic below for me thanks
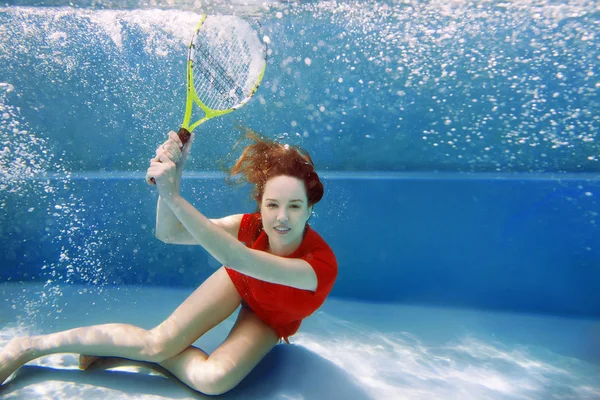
[225,213,338,343]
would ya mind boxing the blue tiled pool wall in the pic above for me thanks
[2,175,598,319]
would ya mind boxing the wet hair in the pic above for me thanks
[226,127,324,207]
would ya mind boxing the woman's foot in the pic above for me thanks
[78,354,101,370]
[78,355,151,372]
[0,337,35,385]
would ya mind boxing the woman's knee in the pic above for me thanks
[191,360,239,396]
[143,328,181,363]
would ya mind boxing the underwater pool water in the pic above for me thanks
[1,0,599,399]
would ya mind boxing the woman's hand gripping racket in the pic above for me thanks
[148,15,267,185]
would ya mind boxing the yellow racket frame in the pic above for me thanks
[181,15,266,133]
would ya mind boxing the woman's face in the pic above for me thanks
[260,175,312,255]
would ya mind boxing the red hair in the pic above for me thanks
[227,128,324,207]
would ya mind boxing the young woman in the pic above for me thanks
[0,129,337,395]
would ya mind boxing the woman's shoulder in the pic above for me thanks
[304,225,331,247]
[298,227,338,291]
[209,214,244,238]
[300,227,337,265]
[239,212,263,244]
[240,212,262,231]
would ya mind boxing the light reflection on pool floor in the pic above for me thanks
[1,283,599,399]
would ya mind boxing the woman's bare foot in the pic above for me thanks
[79,355,154,373]
[0,337,35,385]
[78,354,101,370]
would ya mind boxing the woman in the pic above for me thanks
[0,129,338,395]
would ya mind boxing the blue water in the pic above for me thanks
[1,1,599,399]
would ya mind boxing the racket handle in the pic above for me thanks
[177,127,192,146]
[149,128,192,185]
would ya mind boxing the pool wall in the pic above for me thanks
[2,173,599,319]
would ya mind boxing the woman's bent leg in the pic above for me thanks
[0,267,241,385]
[158,306,278,395]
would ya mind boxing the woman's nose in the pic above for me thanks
[277,209,288,223]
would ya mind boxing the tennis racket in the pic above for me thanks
[150,14,267,183]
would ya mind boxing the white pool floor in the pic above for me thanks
[1,283,599,399]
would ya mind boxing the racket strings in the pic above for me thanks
[195,41,243,103]
[192,30,258,111]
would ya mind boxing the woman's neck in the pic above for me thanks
[267,227,307,256]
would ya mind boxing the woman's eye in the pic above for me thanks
[267,203,277,208]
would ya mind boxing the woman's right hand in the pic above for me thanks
[150,131,195,179]
[149,130,197,244]
[165,131,194,178]
[154,131,183,163]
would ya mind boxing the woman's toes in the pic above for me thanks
[78,354,100,370]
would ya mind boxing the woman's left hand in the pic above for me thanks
[146,152,179,202]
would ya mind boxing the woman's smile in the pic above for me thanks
[274,226,291,234]
[261,175,312,255]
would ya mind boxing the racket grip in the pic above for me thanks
[177,127,192,146]
[149,128,192,185]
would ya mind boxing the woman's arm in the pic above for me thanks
[147,134,317,291]
[153,131,193,243]
[156,194,196,244]
[152,132,242,245]
[156,202,243,245]
[152,132,243,244]
[165,195,317,292]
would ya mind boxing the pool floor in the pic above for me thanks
[1,283,599,399]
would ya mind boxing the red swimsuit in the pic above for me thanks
[225,213,338,343]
